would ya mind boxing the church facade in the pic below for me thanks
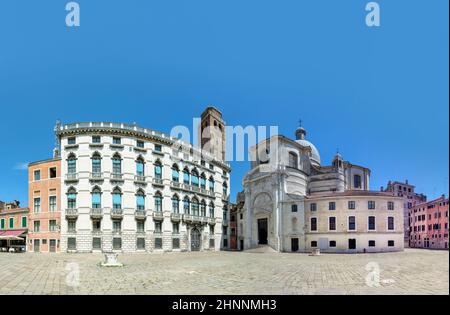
[241,126,404,253]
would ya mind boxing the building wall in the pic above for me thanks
[28,159,61,253]
[0,209,29,231]
[409,196,449,250]
[58,125,230,253]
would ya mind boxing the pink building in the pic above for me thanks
[409,195,449,250]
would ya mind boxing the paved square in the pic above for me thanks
[0,249,448,295]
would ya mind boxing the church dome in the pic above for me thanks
[295,125,321,166]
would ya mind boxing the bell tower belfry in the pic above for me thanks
[199,106,226,161]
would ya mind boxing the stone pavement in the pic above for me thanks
[0,249,448,295]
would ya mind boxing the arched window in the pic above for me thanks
[154,192,163,212]
[172,195,180,213]
[154,160,163,180]
[67,153,77,174]
[209,202,215,218]
[354,175,362,189]
[209,176,215,192]
[288,152,298,169]
[92,152,102,174]
[136,189,145,211]
[183,168,190,185]
[112,187,122,210]
[112,153,122,175]
[172,164,180,182]
[191,169,199,186]
[200,200,207,217]
[183,196,190,214]
[91,186,102,209]
[191,198,199,216]
[200,173,207,189]
[136,156,145,177]
[67,187,77,209]
[223,181,228,197]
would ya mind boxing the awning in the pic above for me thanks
[0,229,27,238]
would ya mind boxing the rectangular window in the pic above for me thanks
[154,238,163,249]
[34,170,41,181]
[33,197,41,213]
[67,237,76,250]
[155,222,162,233]
[113,220,121,232]
[311,241,317,247]
[348,201,356,210]
[67,137,76,145]
[368,201,376,210]
[113,238,122,250]
[310,203,317,212]
[172,222,179,234]
[137,221,145,233]
[311,218,317,231]
[0,219,4,229]
[68,220,76,232]
[388,217,395,231]
[137,238,146,250]
[368,240,376,247]
[368,216,376,231]
[33,221,40,232]
[388,240,395,247]
[348,216,356,231]
[49,167,57,178]
[92,136,101,143]
[113,137,121,145]
[93,237,102,250]
[136,140,144,148]
[49,196,57,212]
[154,144,162,152]
[49,220,57,232]
[209,239,215,248]
[329,217,336,231]
[354,175,362,188]
[173,238,180,249]
[329,240,336,247]
[388,201,394,210]
[329,202,336,211]
[9,217,14,229]
[21,216,27,228]
[291,205,298,213]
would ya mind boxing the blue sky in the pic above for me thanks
[0,0,448,205]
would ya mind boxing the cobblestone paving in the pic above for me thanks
[0,249,448,295]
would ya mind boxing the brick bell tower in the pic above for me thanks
[199,106,226,161]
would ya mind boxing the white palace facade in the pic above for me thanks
[241,126,404,253]
[56,107,231,253]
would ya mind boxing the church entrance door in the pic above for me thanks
[191,228,201,251]
[258,218,268,245]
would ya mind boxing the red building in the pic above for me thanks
[409,195,449,249]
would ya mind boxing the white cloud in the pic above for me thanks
[14,162,28,170]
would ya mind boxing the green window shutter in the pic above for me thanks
[9,218,14,228]
[22,217,27,228]
[0,219,4,229]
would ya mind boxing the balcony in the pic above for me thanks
[152,150,164,156]
[134,175,147,185]
[207,217,216,225]
[90,208,103,219]
[65,173,78,183]
[182,214,203,224]
[92,229,102,236]
[170,213,182,222]
[89,172,104,182]
[89,143,104,149]
[65,209,78,219]
[135,209,147,219]
[110,173,124,182]
[222,219,229,226]
[171,181,182,189]
[110,143,124,150]
[153,211,164,221]
[152,178,164,187]
[111,208,123,219]
[133,146,147,153]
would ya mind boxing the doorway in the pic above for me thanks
[291,238,299,252]
[49,239,56,252]
[190,228,201,251]
[33,239,40,252]
[258,218,268,245]
[348,238,356,250]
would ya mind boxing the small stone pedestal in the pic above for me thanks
[101,253,123,267]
